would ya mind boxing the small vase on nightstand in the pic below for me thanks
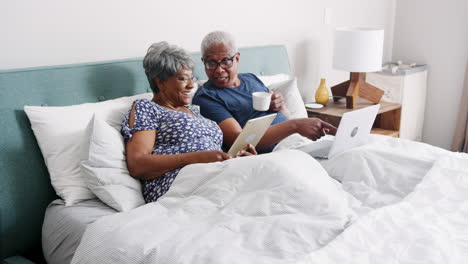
[315,78,330,105]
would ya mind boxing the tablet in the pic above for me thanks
[227,113,277,157]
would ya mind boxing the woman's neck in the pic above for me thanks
[152,95,191,113]
[153,96,177,109]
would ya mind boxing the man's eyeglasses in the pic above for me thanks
[177,76,198,84]
[202,54,237,70]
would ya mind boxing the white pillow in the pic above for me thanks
[81,115,145,212]
[268,78,308,119]
[257,73,291,87]
[24,93,152,205]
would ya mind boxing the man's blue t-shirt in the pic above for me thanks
[192,73,288,152]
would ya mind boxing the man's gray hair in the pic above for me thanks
[143,41,194,93]
[201,31,238,57]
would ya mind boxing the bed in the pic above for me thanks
[0,45,290,263]
[1,45,467,264]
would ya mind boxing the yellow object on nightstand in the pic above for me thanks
[315,78,330,105]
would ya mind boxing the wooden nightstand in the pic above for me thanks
[306,99,402,137]
[367,69,427,141]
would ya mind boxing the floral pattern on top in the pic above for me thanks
[121,99,223,203]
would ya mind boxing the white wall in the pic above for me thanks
[3,0,465,150]
[1,0,395,103]
[392,0,468,149]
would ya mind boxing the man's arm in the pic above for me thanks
[217,118,243,147]
[217,117,293,151]
[218,117,337,151]
[259,118,337,148]
[256,121,297,149]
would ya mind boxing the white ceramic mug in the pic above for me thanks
[252,92,272,111]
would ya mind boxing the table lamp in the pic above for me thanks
[331,27,385,109]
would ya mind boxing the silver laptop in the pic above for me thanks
[296,104,380,159]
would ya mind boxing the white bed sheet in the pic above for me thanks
[302,153,468,264]
[72,150,361,263]
[70,135,468,264]
[42,199,116,264]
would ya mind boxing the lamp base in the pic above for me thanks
[331,72,384,109]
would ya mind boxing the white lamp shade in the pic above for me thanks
[333,27,384,72]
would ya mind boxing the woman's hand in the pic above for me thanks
[236,144,257,157]
[195,150,231,163]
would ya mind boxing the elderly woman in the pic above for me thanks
[121,41,256,203]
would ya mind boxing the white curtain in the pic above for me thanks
[451,60,468,153]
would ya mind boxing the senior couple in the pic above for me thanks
[122,31,336,203]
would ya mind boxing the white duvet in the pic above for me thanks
[72,136,468,264]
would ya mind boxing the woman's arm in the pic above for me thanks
[125,104,230,180]
[125,130,230,180]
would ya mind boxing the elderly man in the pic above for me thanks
[193,31,336,153]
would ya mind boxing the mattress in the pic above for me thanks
[42,199,117,264]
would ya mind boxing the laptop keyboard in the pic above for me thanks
[296,140,333,158]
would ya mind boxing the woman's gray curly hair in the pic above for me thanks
[143,41,194,93]
[200,31,238,58]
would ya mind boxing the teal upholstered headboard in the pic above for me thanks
[0,45,290,262]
